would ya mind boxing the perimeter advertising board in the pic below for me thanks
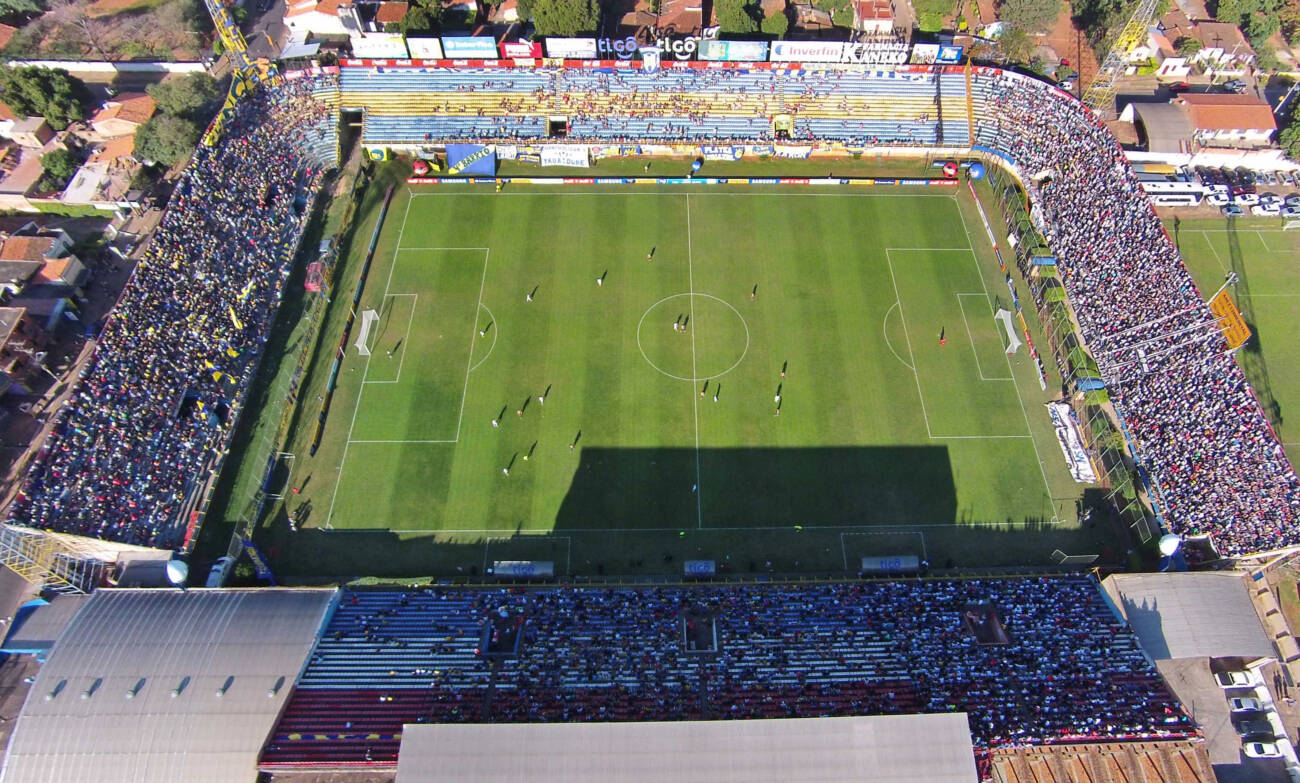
[840,42,909,64]
[406,37,444,59]
[697,39,769,61]
[769,40,844,62]
[500,41,543,58]
[545,37,598,58]
[441,35,499,58]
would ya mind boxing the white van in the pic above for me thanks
[205,556,235,588]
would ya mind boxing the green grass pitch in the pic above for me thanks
[261,179,1116,578]
[1173,217,1300,468]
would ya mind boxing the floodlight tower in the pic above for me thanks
[1081,0,1162,116]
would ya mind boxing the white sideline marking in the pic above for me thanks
[454,250,491,442]
[881,302,914,371]
[363,293,418,384]
[840,530,928,570]
[686,194,703,531]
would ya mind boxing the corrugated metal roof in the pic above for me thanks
[0,588,337,783]
[1103,572,1273,661]
[394,714,978,783]
[0,595,89,654]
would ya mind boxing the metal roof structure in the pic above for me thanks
[0,595,89,655]
[0,588,337,783]
[1132,102,1195,155]
[1102,572,1273,661]
[394,713,978,783]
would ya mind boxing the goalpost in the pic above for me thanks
[354,309,379,356]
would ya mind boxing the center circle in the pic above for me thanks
[637,293,750,382]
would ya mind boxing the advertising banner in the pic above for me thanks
[745,144,775,157]
[841,42,909,64]
[405,37,444,59]
[911,43,964,64]
[936,45,964,63]
[240,538,277,584]
[440,36,499,58]
[499,40,542,58]
[697,39,769,61]
[769,40,844,62]
[540,145,590,167]
[701,145,743,161]
[597,35,640,59]
[544,37,598,59]
[496,144,518,160]
[352,33,409,58]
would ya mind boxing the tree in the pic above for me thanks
[761,9,789,35]
[0,0,42,16]
[0,65,88,130]
[524,0,598,35]
[397,3,438,33]
[715,0,760,32]
[997,0,1061,33]
[134,115,201,167]
[1174,35,1202,55]
[40,148,77,180]
[999,25,1034,63]
[146,73,222,119]
[1281,109,1300,160]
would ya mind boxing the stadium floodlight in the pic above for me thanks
[1158,534,1182,556]
[165,559,189,589]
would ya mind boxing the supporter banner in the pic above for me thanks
[769,40,844,63]
[517,149,542,164]
[701,145,743,161]
[447,144,497,175]
[240,537,277,584]
[441,36,499,58]
[496,144,518,160]
[773,145,813,159]
[352,33,409,59]
[1030,255,1057,265]
[545,37,598,59]
[540,145,589,167]
[405,38,444,59]
[745,144,775,157]
[597,35,640,59]
[841,42,909,65]
[1047,402,1098,484]
[936,45,964,64]
[1209,289,1251,350]
[640,144,675,155]
[589,144,635,160]
[697,39,769,62]
[499,41,542,58]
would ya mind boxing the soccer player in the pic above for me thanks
[751,284,758,300]
[647,247,656,260]
[939,327,946,346]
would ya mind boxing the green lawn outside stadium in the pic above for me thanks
[234,168,1117,579]
[1173,216,1300,468]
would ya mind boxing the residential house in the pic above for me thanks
[372,1,407,29]
[284,0,349,38]
[88,136,138,169]
[793,2,832,30]
[6,118,53,150]
[0,260,40,294]
[0,102,15,140]
[1174,93,1276,149]
[0,306,50,394]
[490,0,519,23]
[1189,21,1254,74]
[1130,27,1190,78]
[0,23,16,52]
[89,94,157,139]
[852,0,893,36]
[0,230,75,265]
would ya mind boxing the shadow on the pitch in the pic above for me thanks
[553,445,958,531]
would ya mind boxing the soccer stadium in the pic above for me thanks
[0,6,1299,782]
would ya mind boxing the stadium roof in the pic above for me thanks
[0,595,88,655]
[1102,572,1273,661]
[393,714,978,783]
[1132,102,1194,154]
[0,588,336,783]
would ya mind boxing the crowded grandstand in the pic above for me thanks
[3,59,1295,560]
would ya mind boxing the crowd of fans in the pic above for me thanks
[7,75,336,547]
[265,579,1191,765]
[979,71,1300,555]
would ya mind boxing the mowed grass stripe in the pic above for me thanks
[318,189,1053,536]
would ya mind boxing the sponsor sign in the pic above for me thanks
[597,35,640,59]
[241,538,277,584]
[441,36,499,58]
[841,42,909,65]
[540,145,590,167]
[911,43,961,64]
[936,45,964,63]
[545,37,598,59]
[496,144,518,160]
[352,33,409,58]
[697,39,769,61]
[499,40,542,58]
[1209,288,1251,349]
[769,40,844,63]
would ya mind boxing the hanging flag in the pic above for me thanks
[239,280,256,300]
[228,307,244,330]
[226,347,240,358]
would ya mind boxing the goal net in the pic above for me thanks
[354,309,379,356]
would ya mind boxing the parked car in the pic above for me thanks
[205,556,235,588]
[1235,718,1276,740]
[1217,670,1257,687]
[1236,192,1260,206]
[1223,78,1249,93]
[1244,741,1284,759]
[1261,171,1278,186]
[1253,203,1281,216]
[1207,192,1231,206]
[1284,194,1300,207]
[1281,206,1300,219]
[1221,204,1245,217]
[1228,696,1263,713]
[1168,81,1192,93]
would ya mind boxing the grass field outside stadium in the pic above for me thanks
[205,161,1124,580]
